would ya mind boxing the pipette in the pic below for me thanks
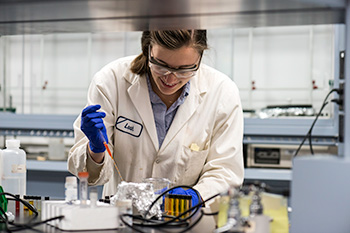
[99,130,124,181]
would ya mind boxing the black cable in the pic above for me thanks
[294,101,328,157]
[202,211,219,216]
[140,186,204,227]
[0,192,45,232]
[0,192,38,216]
[308,101,329,155]
[144,185,201,219]
[119,215,147,233]
[8,216,64,232]
[178,210,204,233]
[294,88,338,157]
[120,191,220,232]
[0,203,11,232]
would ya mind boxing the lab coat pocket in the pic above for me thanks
[177,146,209,186]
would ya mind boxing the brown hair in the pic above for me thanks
[130,30,208,75]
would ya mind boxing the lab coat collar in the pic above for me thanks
[125,71,159,151]
[160,73,205,153]
[123,65,207,153]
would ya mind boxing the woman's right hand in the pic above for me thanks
[81,104,108,153]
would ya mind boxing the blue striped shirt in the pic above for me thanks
[146,76,190,148]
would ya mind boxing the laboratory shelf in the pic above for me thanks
[26,160,292,181]
[0,113,339,146]
[244,168,292,181]
[244,117,338,138]
[0,113,76,137]
[27,160,68,172]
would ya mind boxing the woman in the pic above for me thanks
[68,30,244,206]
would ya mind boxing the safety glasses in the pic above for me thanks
[148,45,202,79]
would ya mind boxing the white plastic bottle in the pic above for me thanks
[65,176,78,203]
[0,140,27,196]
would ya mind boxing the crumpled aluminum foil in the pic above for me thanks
[111,181,162,219]
[257,106,315,118]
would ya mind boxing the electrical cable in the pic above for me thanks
[308,101,329,154]
[1,187,218,232]
[0,192,38,216]
[0,192,59,232]
[144,185,201,219]
[120,190,220,233]
[8,216,64,232]
[178,210,204,233]
[294,88,339,157]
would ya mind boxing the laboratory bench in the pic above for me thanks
[26,160,292,200]
[1,202,217,233]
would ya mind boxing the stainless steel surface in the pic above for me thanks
[0,0,346,35]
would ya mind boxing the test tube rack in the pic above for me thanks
[42,200,121,231]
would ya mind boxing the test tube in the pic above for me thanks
[15,195,20,216]
[23,195,29,211]
[90,187,98,208]
[28,196,34,215]
[78,172,89,207]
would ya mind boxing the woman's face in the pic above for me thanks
[148,44,201,98]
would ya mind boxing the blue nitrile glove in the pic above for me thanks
[168,188,201,208]
[81,104,108,153]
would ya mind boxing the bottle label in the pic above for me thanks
[12,164,26,173]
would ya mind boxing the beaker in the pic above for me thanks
[143,178,172,210]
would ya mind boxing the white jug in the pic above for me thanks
[0,139,26,196]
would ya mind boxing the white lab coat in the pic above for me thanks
[68,55,244,201]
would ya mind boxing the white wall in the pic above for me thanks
[206,25,336,114]
[0,25,338,117]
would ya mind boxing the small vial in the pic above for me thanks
[28,196,34,215]
[15,195,20,216]
[35,196,41,212]
[78,172,89,207]
[65,176,78,203]
[23,195,29,211]
[116,199,133,227]
[89,187,98,208]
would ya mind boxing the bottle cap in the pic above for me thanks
[65,176,77,185]
[78,171,89,178]
[6,139,20,148]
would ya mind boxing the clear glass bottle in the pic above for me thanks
[65,176,77,203]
